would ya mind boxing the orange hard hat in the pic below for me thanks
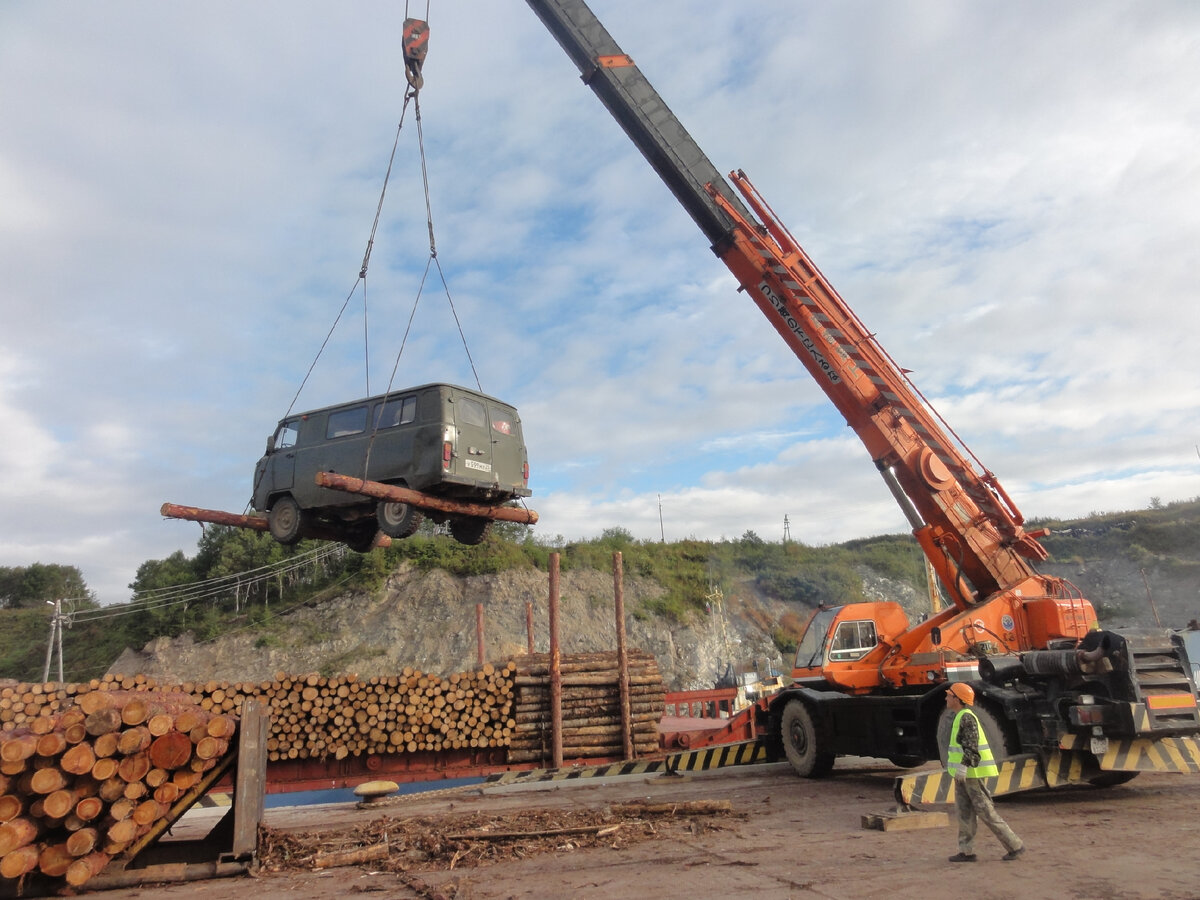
[948,682,975,705]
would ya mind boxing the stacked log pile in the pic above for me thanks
[0,663,518,764]
[256,664,516,760]
[507,651,665,764]
[0,689,232,889]
[0,648,664,775]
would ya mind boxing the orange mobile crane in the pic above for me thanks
[526,0,1200,784]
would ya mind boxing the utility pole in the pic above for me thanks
[783,514,792,543]
[42,599,64,684]
[658,494,665,543]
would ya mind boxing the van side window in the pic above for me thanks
[327,407,367,439]
[275,421,300,450]
[459,397,486,428]
[373,395,417,429]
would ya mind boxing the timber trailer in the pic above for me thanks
[524,0,1200,791]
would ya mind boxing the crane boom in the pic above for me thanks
[525,0,1052,613]
[525,0,1200,786]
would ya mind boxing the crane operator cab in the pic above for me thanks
[252,383,531,551]
[791,602,913,692]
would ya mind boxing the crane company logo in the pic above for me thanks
[757,282,841,384]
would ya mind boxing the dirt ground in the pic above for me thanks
[87,760,1200,900]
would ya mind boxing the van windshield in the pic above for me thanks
[275,421,300,450]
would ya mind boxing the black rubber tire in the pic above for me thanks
[376,500,424,538]
[342,525,381,554]
[449,516,493,546]
[781,700,835,778]
[268,496,304,545]
[936,700,1018,767]
[888,755,926,769]
[1088,770,1140,788]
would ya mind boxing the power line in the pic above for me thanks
[69,544,343,624]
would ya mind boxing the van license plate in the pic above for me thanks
[464,460,492,472]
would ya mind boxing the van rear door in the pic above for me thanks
[485,402,529,496]
[452,393,495,485]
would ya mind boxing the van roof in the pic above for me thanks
[279,383,519,422]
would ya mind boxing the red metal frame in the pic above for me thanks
[223,689,761,794]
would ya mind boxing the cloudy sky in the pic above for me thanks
[2,1,1199,605]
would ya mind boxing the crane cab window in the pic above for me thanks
[794,606,840,669]
[828,620,878,662]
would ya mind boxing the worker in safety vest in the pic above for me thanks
[944,682,1026,862]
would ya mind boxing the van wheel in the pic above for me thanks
[450,516,492,545]
[343,525,381,554]
[377,500,424,538]
[268,496,304,545]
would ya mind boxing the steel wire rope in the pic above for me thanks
[363,91,483,478]
[246,88,417,513]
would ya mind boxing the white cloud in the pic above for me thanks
[2,1,1199,604]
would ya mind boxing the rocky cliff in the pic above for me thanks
[108,562,922,691]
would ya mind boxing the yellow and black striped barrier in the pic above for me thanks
[894,754,1045,807]
[486,738,769,786]
[1060,733,1200,774]
[897,734,1200,806]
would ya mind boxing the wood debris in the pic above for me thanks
[258,800,739,875]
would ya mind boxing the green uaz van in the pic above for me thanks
[252,384,531,549]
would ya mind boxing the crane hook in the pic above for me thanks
[403,18,429,90]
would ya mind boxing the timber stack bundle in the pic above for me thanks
[0,689,233,889]
[0,663,518,763]
[507,650,665,764]
[0,648,663,772]
[256,664,516,760]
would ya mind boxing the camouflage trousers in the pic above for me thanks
[955,778,1023,856]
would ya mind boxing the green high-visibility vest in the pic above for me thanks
[947,708,999,778]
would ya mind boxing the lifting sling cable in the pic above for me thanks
[364,89,486,476]
[277,91,415,429]
[245,89,417,516]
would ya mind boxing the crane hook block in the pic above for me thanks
[403,18,429,90]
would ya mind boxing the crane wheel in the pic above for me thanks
[1088,770,1139,788]
[781,700,835,778]
[936,700,1018,767]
